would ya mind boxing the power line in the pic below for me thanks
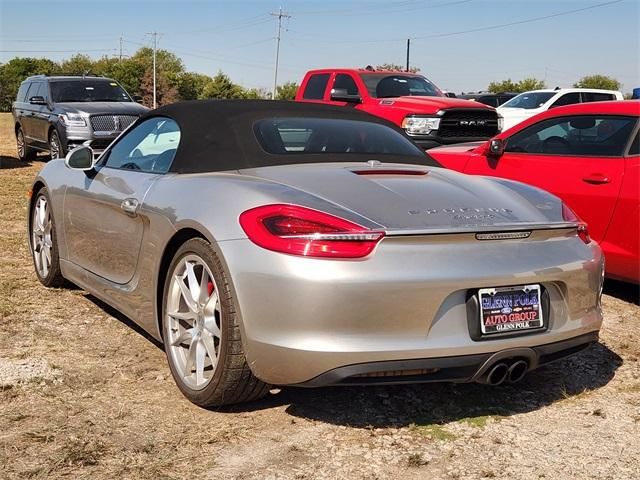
[0,49,115,53]
[410,0,624,40]
[289,0,624,45]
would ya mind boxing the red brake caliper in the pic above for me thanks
[207,280,214,296]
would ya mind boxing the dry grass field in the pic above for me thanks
[0,111,639,479]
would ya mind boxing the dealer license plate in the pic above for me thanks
[479,284,543,335]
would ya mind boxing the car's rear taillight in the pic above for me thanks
[562,203,591,244]
[239,204,384,258]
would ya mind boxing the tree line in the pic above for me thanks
[0,49,626,112]
[0,48,299,111]
[486,74,622,94]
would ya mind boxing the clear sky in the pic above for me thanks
[1,0,638,93]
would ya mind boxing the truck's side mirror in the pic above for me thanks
[330,88,361,103]
[133,95,143,104]
[487,138,505,157]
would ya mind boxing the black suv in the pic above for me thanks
[13,75,148,160]
[458,92,517,108]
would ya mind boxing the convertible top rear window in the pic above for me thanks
[141,100,441,173]
[254,117,425,156]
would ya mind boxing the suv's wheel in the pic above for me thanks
[162,238,270,407]
[16,127,36,161]
[30,188,66,287]
[49,130,65,160]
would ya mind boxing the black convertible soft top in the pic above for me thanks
[142,100,439,174]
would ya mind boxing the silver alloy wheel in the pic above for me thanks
[50,132,60,159]
[166,254,222,390]
[17,129,25,159]
[32,196,53,278]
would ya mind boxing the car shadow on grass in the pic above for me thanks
[84,294,163,349]
[0,155,33,169]
[81,292,622,428]
[238,342,622,428]
[604,279,640,305]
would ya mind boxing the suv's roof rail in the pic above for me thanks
[25,73,105,81]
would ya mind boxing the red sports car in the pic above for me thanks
[428,101,640,284]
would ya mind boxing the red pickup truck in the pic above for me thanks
[295,68,501,149]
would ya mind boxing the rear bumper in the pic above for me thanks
[219,232,604,386]
[296,331,598,387]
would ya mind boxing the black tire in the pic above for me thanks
[162,238,270,407]
[16,126,36,161]
[29,188,66,288]
[49,129,65,160]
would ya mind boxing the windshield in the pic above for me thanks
[50,79,132,103]
[501,92,555,109]
[254,117,426,157]
[360,74,443,99]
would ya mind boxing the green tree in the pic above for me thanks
[488,78,546,93]
[139,67,177,107]
[201,71,246,99]
[243,87,268,99]
[276,81,298,100]
[375,63,420,73]
[97,58,147,97]
[0,57,60,111]
[175,72,210,100]
[574,74,621,90]
[59,54,94,75]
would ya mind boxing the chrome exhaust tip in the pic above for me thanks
[485,362,509,386]
[507,360,529,383]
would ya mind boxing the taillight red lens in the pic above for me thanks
[239,204,385,258]
[562,203,591,244]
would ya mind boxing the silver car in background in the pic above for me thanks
[28,100,604,407]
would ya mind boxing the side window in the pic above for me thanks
[333,74,360,96]
[582,92,616,103]
[506,115,636,156]
[302,74,330,100]
[628,130,640,156]
[550,92,580,108]
[102,117,180,174]
[16,82,31,102]
[28,82,44,100]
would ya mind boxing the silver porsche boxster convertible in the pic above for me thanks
[28,100,604,407]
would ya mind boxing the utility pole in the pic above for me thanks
[146,32,161,108]
[270,7,291,100]
[119,35,123,63]
[406,38,411,72]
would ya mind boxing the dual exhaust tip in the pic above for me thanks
[478,359,529,386]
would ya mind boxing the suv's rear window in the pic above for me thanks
[360,74,442,98]
[254,117,424,156]
[50,79,132,103]
[501,92,555,109]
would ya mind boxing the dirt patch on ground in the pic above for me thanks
[0,112,639,479]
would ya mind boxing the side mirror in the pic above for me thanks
[330,88,361,103]
[487,138,505,157]
[132,95,143,104]
[29,96,47,105]
[65,146,95,171]
[444,92,457,98]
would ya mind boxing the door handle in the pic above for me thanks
[582,174,610,185]
[120,198,139,215]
